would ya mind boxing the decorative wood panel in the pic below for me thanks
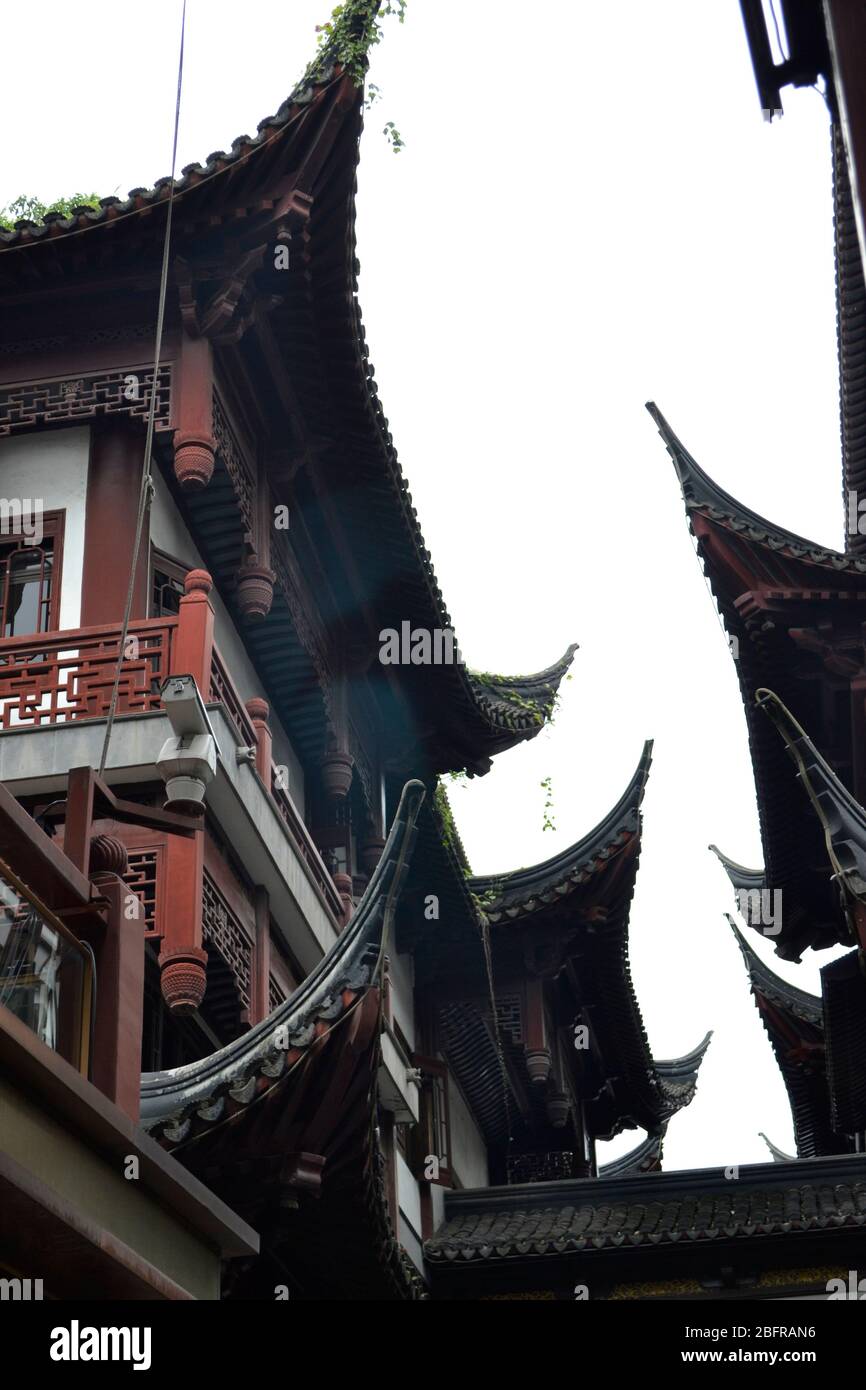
[270,771,343,919]
[348,717,375,813]
[202,866,253,1012]
[0,365,172,437]
[207,643,343,922]
[212,390,254,535]
[124,848,160,936]
[271,529,332,696]
[0,618,175,728]
[209,645,257,746]
[268,972,286,1015]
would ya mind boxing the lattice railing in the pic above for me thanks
[208,645,343,922]
[212,389,255,536]
[268,972,287,1015]
[208,645,257,747]
[0,618,176,728]
[202,868,252,1012]
[270,773,343,920]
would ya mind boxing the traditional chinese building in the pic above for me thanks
[0,0,716,1302]
[3,0,865,1305]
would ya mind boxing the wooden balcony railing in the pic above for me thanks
[0,569,343,932]
[0,618,176,728]
[208,646,343,923]
[209,645,257,747]
[268,768,343,921]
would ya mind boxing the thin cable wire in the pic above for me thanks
[768,0,788,63]
[99,0,187,778]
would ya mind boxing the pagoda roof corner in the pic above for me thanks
[726,914,823,1025]
[709,843,764,895]
[469,739,652,923]
[655,1031,714,1086]
[463,641,579,754]
[759,1131,795,1162]
[645,401,850,568]
[598,1126,667,1177]
[727,914,835,1158]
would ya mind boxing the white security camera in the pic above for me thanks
[160,674,217,739]
[157,675,217,812]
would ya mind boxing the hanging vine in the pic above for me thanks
[301,0,408,152]
[540,776,556,832]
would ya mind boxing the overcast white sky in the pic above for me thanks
[1,1,846,1171]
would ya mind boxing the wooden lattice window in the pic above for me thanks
[0,510,64,637]
[268,973,286,1014]
[410,1056,453,1187]
[124,849,160,936]
[202,868,252,1012]
[150,550,188,619]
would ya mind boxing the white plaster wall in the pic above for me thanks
[447,1068,488,1189]
[430,1181,446,1232]
[390,950,416,1050]
[0,427,90,630]
[149,468,306,811]
[396,1148,423,1243]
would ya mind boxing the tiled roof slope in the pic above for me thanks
[425,1153,866,1264]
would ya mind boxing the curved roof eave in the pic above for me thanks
[710,843,764,893]
[597,1127,666,1177]
[655,1031,714,1084]
[759,1131,796,1162]
[469,740,653,919]
[728,915,836,1159]
[646,401,857,571]
[465,645,579,744]
[140,777,426,1134]
[727,915,823,1026]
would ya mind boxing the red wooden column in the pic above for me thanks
[160,568,214,1013]
[89,837,144,1120]
[171,568,215,693]
[64,766,97,876]
[159,831,207,1015]
[252,884,270,1025]
[245,697,273,786]
[82,420,149,626]
[173,332,216,490]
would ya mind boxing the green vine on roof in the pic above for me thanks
[540,775,556,832]
[303,0,407,152]
[473,673,553,729]
[470,877,507,914]
[434,779,472,878]
[0,193,101,232]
